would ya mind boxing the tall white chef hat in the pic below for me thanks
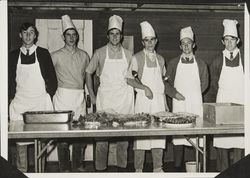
[180,26,194,41]
[108,15,123,32]
[140,21,156,39]
[223,19,238,38]
[61,15,76,33]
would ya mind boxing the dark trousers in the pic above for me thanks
[57,139,87,172]
[173,145,195,167]
[216,148,244,172]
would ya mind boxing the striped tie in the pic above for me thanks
[26,49,29,56]
[230,52,233,60]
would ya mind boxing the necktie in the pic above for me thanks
[26,49,29,56]
[230,52,233,60]
[185,57,189,62]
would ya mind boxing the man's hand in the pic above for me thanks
[175,92,185,101]
[144,86,153,100]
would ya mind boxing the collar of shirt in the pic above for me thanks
[181,57,194,64]
[180,53,194,63]
[62,46,78,55]
[20,44,37,55]
[143,49,156,60]
[143,49,156,55]
[107,43,122,53]
[223,48,239,59]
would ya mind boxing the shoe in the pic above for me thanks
[95,168,107,172]
[135,169,143,172]
[174,166,185,172]
[107,166,118,172]
[153,168,164,172]
[72,166,87,172]
[117,167,127,172]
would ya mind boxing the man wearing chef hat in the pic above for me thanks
[127,21,184,172]
[51,15,90,172]
[8,22,57,172]
[166,26,209,169]
[86,15,134,171]
[210,19,244,171]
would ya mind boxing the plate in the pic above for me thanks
[162,122,194,128]
[123,121,149,127]
[84,121,101,129]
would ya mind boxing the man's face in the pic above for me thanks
[107,29,122,46]
[142,36,157,52]
[64,29,78,47]
[222,36,239,51]
[180,38,194,55]
[19,26,36,46]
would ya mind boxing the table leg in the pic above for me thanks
[203,135,207,172]
[196,136,199,172]
[38,140,42,172]
[41,142,46,172]
[34,139,38,173]
[36,140,54,173]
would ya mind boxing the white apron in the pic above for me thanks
[9,47,54,121]
[9,47,53,145]
[172,56,203,146]
[134,52,166,150]
[214,51,244,149]
[53,87,86,120]
[96,46,134,114]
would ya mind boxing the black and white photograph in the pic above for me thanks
[1,0,250,178]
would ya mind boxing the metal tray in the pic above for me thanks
[23,110,73,124]
[24,123,71,131]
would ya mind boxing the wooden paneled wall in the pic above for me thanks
[8,8,244,102]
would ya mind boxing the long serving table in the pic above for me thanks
[8,119,244,173]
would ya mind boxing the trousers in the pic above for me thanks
[57,139,87,172]
[95,139,128,170]
[216,148,244,172]
[173,145,195,167]
[134,148,163,170]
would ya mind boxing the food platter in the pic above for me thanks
[76,111,198,129]
[78,112,153,128]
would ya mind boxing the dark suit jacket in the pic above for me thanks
[8,46,58,103]
[207,51,244,102]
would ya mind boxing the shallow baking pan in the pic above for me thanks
[23,110,74,124]
[24,123,71,131]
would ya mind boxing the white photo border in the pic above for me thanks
[1,2,249,178]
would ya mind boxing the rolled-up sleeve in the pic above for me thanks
[126,56,138,79]
[82,52,90,77]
